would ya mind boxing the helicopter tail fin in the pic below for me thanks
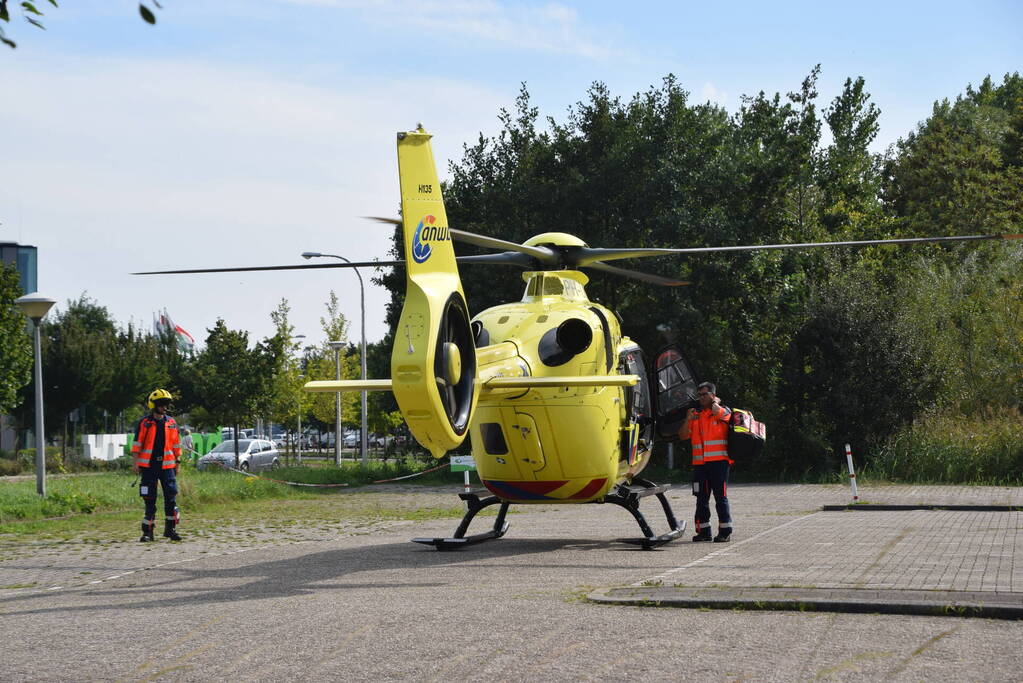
[389,127,479,458]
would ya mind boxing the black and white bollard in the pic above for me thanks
[845,443,859,502]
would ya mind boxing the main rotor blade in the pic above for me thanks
[133,261,402,275]
[365,216,556,263]
[449,229,556,262]
[456,252,536,267]
[134,254,530,276]
[570,233,1023,266]
[364,216,402,226]
[582,261,690,286]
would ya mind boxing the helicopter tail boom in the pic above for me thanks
[388,127,479,458]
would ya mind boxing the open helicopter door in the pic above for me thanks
[391,127,478,458]
[652,345,700,442]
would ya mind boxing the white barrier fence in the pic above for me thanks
[81,433,129,461]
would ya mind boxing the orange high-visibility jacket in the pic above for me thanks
[132,416,181,469]
[680,406,732,465]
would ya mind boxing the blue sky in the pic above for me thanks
[1,0,1020,347]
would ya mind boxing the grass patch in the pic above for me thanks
[0,470,308,526]
[0,493,471,540]
[869,410,1023,484]
[0,458,475,538]
[265,456,463,486]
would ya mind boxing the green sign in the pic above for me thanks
[450,455,476,472]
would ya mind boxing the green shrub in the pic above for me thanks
[76,455,134,472]
[17,447,65,473]
[871,409,1023,484]
[0,459,25,476]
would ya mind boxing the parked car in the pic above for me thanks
[197,439,281,472]
[343,432,360,448]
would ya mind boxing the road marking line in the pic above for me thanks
[631,511,822,587]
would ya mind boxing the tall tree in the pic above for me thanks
[306,292,359,436]
[191,320,272,463]
[0,262,31,418]
[883,73,1023,240]
[265,299,308,438]
[819,75,883,235]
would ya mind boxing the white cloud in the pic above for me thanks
[0,57,509,345]
[280,0,623,59]
[699,81,728,107]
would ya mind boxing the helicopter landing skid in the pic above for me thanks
[604,478,686,550]
[411,493,510,551]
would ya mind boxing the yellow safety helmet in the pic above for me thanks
[147,388,173,410]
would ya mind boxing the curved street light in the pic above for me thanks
[302,252,369,467]
[15,292,56,496]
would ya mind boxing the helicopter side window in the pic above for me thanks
[620,348,651,421]
[480,423,508,455]
[653,346,699,440]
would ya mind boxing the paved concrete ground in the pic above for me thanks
[593,505,1022,617]
[1,483,1022,681]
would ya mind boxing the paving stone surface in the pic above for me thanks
[2,482,1023,681]
[589,484,1023,617]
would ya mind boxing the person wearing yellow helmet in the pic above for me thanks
[132,388,183,542]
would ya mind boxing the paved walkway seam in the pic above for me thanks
[588,586,1023,620]
[822,504,1023,512]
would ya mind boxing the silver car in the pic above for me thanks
[197,439,281,472]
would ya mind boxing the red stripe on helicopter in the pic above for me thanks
[482,480,568,500]
[568,478,608,499]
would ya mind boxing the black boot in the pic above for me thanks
[692,530,712,542]
[163,519,182,542]
[140,521,155,543]
[713,533,731,543]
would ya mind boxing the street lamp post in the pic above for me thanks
[327,340,346,467]
[15,293,56,497]
[302,252,369,467]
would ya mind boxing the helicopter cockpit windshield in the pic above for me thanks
[522,273,588,301]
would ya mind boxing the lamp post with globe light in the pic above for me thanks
[302,252,369,466]
[15,292,56,496]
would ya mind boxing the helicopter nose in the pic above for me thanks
[443,342,462,386]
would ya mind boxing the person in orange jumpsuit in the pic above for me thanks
[679,382,733,542]
[132,389,182,542]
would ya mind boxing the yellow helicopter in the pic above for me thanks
[139,126,1022,550]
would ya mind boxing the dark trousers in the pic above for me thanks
[692,460,732,536]
[140,467,178,523]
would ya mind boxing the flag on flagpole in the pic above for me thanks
[154,308,195,354]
